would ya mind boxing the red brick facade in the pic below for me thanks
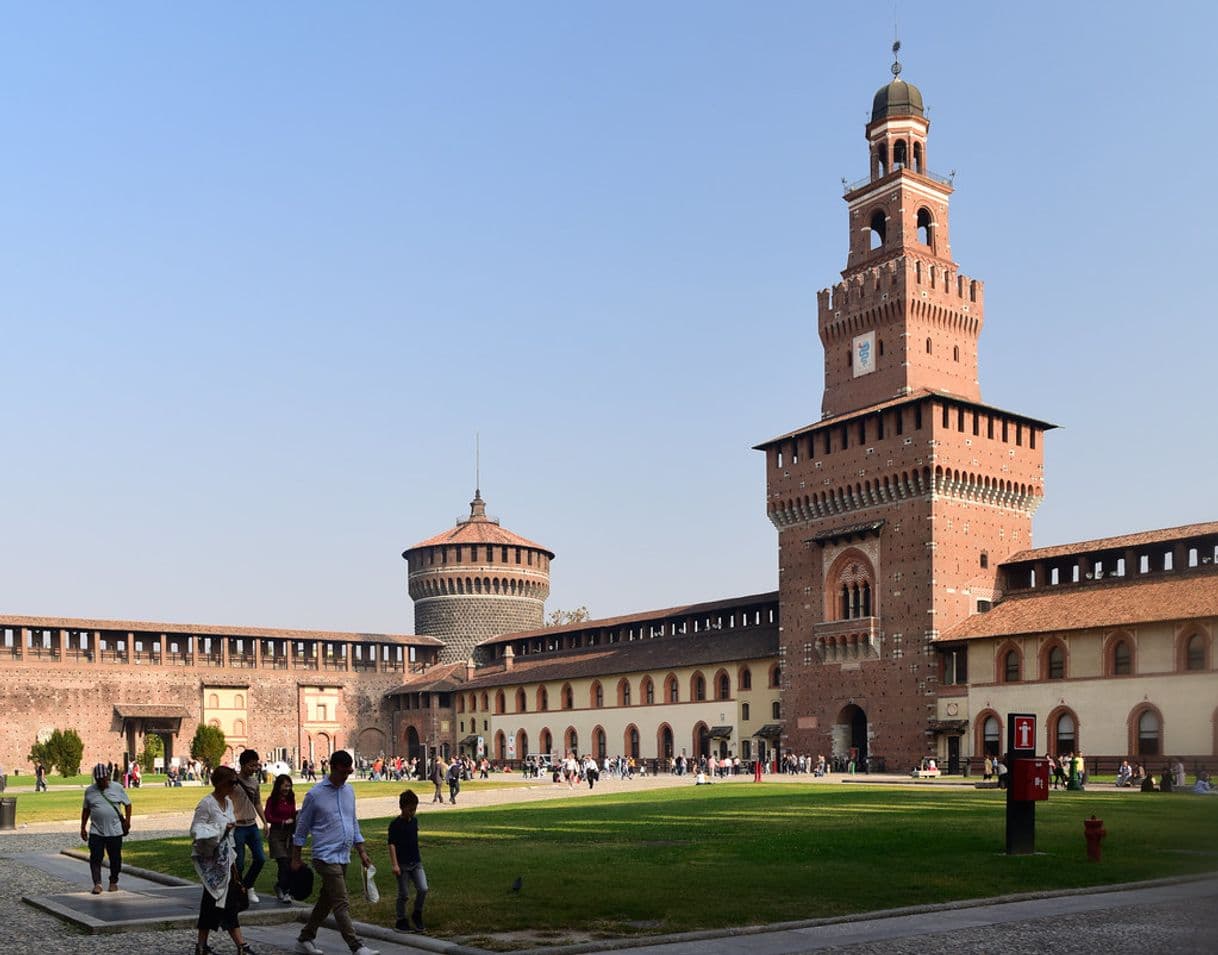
[756,71,1050,770]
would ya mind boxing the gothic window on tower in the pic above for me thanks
[827,552,876,621]
[916,207,933,247]
[869,209,886,250]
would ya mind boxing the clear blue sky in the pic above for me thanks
[2,2,1214,634]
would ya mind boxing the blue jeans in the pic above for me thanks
[395,864,428,920]
[233,823,265,890]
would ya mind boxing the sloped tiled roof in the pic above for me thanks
[0,613,441,646]
[114,704,192,720]
[404,491,553,556]
[385,661,468,695]
[462,628,778,689]
[938,572,1218,642]
[754,390,1056,450]
[1004,521,1218,564]
[477,591,779,648]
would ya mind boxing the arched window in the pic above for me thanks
[515,688,527,713]
[692,672,706,702]
[912,141,923,173]
[1002,648,1021,682]
[771,701,781,720]
[540,728,552,755]
[1109,636,1134,676]
[624,724,640,759]
[565,727,578,756]
[593,726,606,760]
[516,729,528,760]
[983,715,1001,757]
[739,667,752,691]
[536,686,549,711]
[827,551,877,622]
[481,692,489,711]
[1041,641,1066,681]
[561,684,574,710]
[495,731,506,761]
[1181,632,1209,672]
[233,719,245,736]
[716,671,731,700]
[665,673,679,703]
[617,678,632,707]
[926,337,933,354]
[952,345,960,362]
[916,207,933,246]
[869,209,886,250]
[658,724,674,759]
[208,693,219,709]
[495,690,505,714]
[234,693,245,709]
[1053,711,1076,754]
[590,681,604,708]
[769,664,781,688]
[1136,708,1160,756]
[456,695,465,713]
[641,676,655,705]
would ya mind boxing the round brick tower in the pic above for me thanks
[403,490,553,664]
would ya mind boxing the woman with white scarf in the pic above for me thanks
[190,765,257,955]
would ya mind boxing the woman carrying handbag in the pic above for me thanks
[190,765,257,955]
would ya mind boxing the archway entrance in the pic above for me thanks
[834,703,868,765]
[406,726,422,762]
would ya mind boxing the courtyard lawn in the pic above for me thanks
[12,778,521,826]
[119,784,1218,946]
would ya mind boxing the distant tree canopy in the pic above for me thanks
[546,607,590,627]
[190,724,227,771]
[28,728,85,778]
[138,733,165,771]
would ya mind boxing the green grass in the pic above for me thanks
[118,785,1218,944]
[12,779,520,825]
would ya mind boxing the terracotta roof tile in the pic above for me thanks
[0,613,442,647]
[461,628,778,689]
[477,591,779,647]
[405,491,553,556]
[754,390,1056,450]
[938,571,1218,641]
[1004,521,1218,564]
[386,661,468,694]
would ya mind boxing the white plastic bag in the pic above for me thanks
[363,863,380,904]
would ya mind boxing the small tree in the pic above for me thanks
[138,733,164,772]
[31,729,85,778]
[546,606,590,627]
[190,724,226,772]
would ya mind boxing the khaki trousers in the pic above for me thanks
[298,860,361,950]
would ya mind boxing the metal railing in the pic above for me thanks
[843,164,953,195]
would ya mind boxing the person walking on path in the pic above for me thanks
[446,759,461,804]
[430,757,446,804]
[264,773,297,903]
[388,789,428,933]
[35,762,48,792]
[231,749,268,904]
[80,761,131,894]
[290,749,380,955]
[190,765,257,955]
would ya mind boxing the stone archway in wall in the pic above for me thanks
[405,726,422,762]
[357,727,386,759]
[833,704,868,762]
[693,722,710,759]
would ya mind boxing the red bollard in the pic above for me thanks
[1084,815,1106,862]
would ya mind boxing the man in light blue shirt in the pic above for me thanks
[290,750,378,955]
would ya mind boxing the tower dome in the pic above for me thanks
[871,77,924,123]
[403,490,553,664]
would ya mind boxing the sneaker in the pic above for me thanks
[246,888,260,904]
[90,884,103,895]
[295,942,325,955]
[412,913,426,932]
[352,947,380,955]
[395,917,412,932]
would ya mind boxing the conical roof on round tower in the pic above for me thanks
[404,490,554,556]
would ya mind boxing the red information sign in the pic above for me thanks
[1013,715,1036,752]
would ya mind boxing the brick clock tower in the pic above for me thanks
[756,51,1053,770]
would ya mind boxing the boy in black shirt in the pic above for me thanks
[388,790,428,932]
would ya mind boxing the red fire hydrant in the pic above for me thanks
[1084,815,1106,862]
